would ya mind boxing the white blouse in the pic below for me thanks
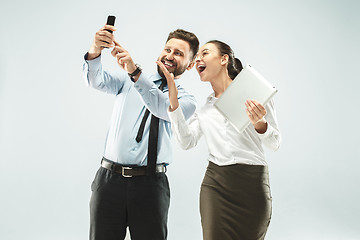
[168,93,281,166]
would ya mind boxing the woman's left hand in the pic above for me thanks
[245,99,268,133]
[156,60,179,111]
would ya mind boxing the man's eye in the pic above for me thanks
[175,52,181,56]
[165,49,171,53]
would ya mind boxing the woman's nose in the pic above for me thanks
[195,55,201,62]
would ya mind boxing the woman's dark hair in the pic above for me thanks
[206,40,243,80]
[167,29,199,60]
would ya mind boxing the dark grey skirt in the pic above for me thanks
[200,161,272,240]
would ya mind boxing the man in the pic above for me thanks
[82,23,199,240]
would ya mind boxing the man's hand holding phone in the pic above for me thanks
[87,16,116,60]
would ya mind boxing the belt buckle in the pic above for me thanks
[122,166,133,177]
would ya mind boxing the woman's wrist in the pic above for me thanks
[254,118,267,134]
[169,102,179,112]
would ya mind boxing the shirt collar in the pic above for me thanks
[207,92,217,100]
[150,72,180,87]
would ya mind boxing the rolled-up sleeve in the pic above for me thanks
[257,99,281,151]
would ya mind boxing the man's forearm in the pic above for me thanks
[87,45,102,60]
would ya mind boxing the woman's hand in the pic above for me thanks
[245,99,268,134]
[156,60,179,112]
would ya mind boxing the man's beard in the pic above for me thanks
[157,57,187,79]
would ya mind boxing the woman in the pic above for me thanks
[157,40,281,240]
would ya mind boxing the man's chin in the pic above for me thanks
[157,66,185,79]
[157,67,175,78]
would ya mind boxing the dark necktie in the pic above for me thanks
[135,79,166,175]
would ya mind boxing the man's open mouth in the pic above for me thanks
[163,60,176,68]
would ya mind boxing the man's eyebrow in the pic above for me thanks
[172,47,184,55]
[164,45,185,55]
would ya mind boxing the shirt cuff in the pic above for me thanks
[82,52,103,86]
[256,122,274,139]
[133,72,154,96]
[84,53,102,71]
[167,106,185,125]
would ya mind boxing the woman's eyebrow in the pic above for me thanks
[196,49,210,56]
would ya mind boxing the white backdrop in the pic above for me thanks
[1,0,359,239]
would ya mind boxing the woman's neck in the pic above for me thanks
[211,73,232,98]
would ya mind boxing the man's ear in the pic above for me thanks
[186,61,195,70]
[221,54,229,66]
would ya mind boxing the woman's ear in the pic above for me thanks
[221,54,229,66]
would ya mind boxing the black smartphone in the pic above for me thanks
[106,15,116,33]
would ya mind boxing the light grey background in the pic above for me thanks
[1,0,359,239]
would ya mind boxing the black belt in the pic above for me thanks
[101,158,167,177]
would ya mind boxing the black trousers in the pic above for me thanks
[89,166,170,240]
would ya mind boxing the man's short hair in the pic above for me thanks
[167,29,199,60]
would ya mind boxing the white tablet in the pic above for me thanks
[214,64,278,132]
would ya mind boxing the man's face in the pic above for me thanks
[157,38,193,78]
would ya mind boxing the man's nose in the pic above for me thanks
[166,52,175,60]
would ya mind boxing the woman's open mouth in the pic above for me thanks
[197,64,206,73]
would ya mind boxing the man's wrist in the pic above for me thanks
[128,64,141,76]
[128,64,142,82]
[87,45,102,60]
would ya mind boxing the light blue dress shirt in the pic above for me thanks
[82,54,196,166]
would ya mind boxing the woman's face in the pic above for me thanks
[195,43,225,82]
